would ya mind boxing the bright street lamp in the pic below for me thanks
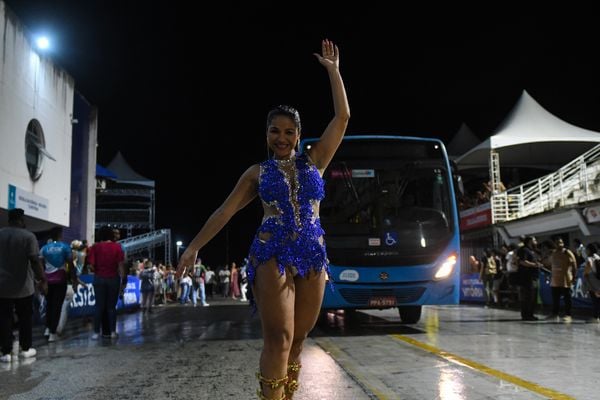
[35,36,50,50]
[176,240,183,261]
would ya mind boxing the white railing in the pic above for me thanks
[118,228,172,263]
[491,144,600,223]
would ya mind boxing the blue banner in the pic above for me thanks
[460,270,593,309]
[539,269,593,309]
[68,275,140,317]
[460,273,485,302]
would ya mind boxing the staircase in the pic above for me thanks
[491,144,600,223]
[118,229,172,263]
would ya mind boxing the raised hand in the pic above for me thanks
[175,247,198,280]
[313,39,339,70]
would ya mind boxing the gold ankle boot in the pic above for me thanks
[285,362,302,399]
[256,371,288,400]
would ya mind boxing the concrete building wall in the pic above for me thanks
[0,1,75,228]
[64,92,98,243]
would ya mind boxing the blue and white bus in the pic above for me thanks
[303,135,461,323]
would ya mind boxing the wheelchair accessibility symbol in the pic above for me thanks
[385,232,398,246]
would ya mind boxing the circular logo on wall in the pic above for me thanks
[25,119,55,181]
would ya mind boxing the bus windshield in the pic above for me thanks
[319,138,455,266]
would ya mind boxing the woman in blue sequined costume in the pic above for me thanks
[176,39,349,400]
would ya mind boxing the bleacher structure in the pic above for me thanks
[459,143,600,275]
[96,152,173,263]
[95,187,155,234]
[491,144,600,223]
[455,90,600,275]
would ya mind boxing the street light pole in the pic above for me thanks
[176,240,183,262]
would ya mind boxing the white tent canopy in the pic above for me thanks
[106,152,155,188]
[456,91,600,170]
[446,123,480,159]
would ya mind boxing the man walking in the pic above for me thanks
[0,209,47,362]
[548,236,577,322]
[517,236,543,321]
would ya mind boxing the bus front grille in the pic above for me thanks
[338,287,426,305]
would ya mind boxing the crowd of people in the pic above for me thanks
[471,235,600,322]
[0,207,256,364]
[135,257,251,312]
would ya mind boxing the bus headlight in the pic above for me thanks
[434,254,457,280]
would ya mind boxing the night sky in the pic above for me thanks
[6,2,600,266]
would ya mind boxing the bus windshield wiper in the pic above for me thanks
[340,161,360,206]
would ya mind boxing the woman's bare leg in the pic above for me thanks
[253,259,295,398]
[286,269,326,398]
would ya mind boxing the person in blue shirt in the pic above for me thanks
[40,227,75,342]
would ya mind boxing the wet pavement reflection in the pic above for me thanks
[2,301,596,399]
[313,308,424,336]
[1,300,368,400]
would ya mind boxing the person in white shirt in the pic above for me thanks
[179,274,192,304]
[204,267,215,299]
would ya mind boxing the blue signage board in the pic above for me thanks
[460,273,485,302]
[539,269,592,309]
[68,275,140,317]
[460,270,593,309]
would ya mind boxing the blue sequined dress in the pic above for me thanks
[247,153,329,285]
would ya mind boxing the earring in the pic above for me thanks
[266,142,271,159]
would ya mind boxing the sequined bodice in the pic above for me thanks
[247,153,329,285]
[258,154,325,232]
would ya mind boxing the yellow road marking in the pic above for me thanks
[391,334,575,400]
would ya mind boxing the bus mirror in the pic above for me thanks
[454,174,464,196]
[449,160,464,196]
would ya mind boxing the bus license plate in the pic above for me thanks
[368,296,397,307]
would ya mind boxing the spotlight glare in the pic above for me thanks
[36,36,50,50]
